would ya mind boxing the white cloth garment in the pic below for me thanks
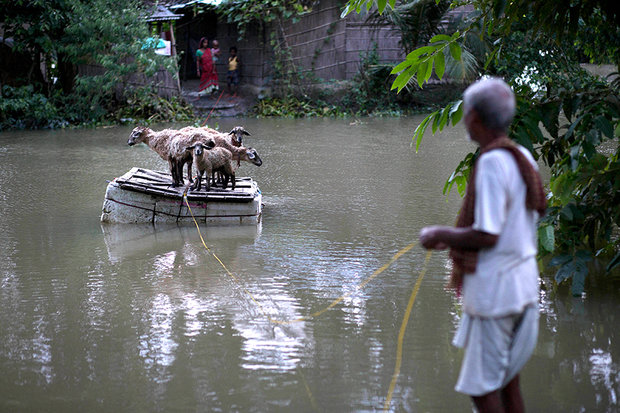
[454,145,541,395]
[453,304,539,396]
[462,146,540,318]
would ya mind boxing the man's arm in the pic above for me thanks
[419,225,498,250]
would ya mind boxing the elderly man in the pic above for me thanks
[420,78,546,413]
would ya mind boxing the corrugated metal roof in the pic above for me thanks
[169,0,223,10]
[146,5,184,22]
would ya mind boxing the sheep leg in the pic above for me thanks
[191,170,202,191]
[169,160,179,187]
[174,161,183,187]
[186,159,194,183]
[202,166,211,192]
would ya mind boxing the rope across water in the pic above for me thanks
[183,194,432,410]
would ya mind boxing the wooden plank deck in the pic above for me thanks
[101,168,262,225]
[115,168,256,203]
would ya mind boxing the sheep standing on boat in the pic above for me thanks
[180,125,251,149]
[180,126,257,186]
[188,143,262,192]
[127,126,214,187]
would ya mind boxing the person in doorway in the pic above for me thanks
[419,77,546,413]
[196,37,219,96]
[227,46,240,97]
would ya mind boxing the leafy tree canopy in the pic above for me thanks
[344,0,620,295]
[1,0,185,127]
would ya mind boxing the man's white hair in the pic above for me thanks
[463,77,516,132]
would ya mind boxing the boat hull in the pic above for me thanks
[101,168,262,225]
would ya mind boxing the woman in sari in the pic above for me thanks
[196,37,219,95]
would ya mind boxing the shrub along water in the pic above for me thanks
[1,0,195,131]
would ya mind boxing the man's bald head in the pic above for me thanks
[463,77,516,133]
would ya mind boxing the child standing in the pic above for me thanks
[211,39,221,63]
[227,46,240,97]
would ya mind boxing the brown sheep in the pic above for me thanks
[127,126,214,187]
[188,144,262,192]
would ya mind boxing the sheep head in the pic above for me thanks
[128,126,148,146]
[187,141,214,157]
[228,126,251,146]
[244,147,262,166]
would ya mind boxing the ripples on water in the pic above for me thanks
[0,118,618,412]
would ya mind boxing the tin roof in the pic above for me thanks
[168,0,223,10]
[145,5,184,22]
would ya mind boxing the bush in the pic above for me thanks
[0,85,66,131]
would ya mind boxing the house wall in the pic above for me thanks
[173,0,403,87]
[281,0,403,82]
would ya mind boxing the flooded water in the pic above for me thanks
[0,117,618,412]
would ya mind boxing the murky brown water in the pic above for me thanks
[0,117,618,412]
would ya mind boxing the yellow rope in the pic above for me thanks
[383,250,432,411]
[183,195,417,325]
[184,194,433,410]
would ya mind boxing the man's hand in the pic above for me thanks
[419,226,449,250]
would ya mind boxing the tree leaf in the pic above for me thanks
[424,55,434,82]
[391,59,412,74]
[430,34,451,44]
[406,46,434,60]
[377,0,387,14]
[435,50,445,79]
[449,42,462,61]
[538,225,555,253]
[606,251,620,272]
[455,175,467,196]
[571,256,589,296]
[417,60,428,88]
[412,115,432,151]
[554,261,575,283]
[549,254,572,267]
[391,66,416,92]
[594,115,614,139]
[571,263,586,296]
[439,104,451,130]
[450,100,464,126]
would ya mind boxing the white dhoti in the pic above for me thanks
[452,304,539,396]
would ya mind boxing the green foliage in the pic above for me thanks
[0,86,64,131]
[343,44,402,115]
[254,97,345,118]
[220,0,311,38]
[344,0,620,295]
[1,0,186,128]
[113,89,196,124]
[341,0,396,17]
[367,0,451,54]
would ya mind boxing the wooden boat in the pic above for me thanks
[101,167,262,225]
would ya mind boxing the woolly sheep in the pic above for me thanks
[127,126,180,185]
[180,126,257,184]
[167,131,215,186]
[180,126,251,148]
[127,126,214,187]
[188,144,262,192]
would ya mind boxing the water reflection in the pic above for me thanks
[0,118,618,411]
